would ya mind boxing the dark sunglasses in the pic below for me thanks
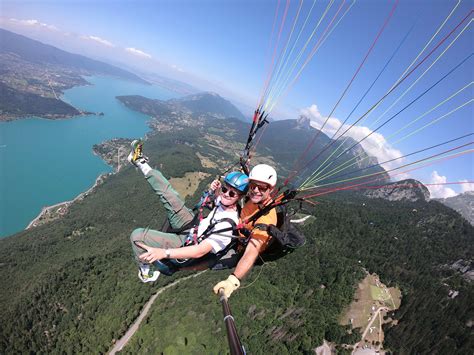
[221,185,239,198]
[249,182,270,192]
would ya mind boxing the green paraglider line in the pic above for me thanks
[310,87,473,185]
[298,146,473,198]
[310,133,473,186]
[286,9,474,186]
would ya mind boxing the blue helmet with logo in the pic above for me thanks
[224,171,249,193]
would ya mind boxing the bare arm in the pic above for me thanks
[233,238,264,280]
[135,240,213,263]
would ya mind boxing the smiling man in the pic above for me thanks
[214,164,278,298]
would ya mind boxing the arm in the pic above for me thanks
[135,240,213,263]
[233,237,264,279]
[212,233,266,298]
[195,180,220,210]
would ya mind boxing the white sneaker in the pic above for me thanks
[138,269,160,283]
[138,264,160,283]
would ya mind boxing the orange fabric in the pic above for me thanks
[240,201,277,251]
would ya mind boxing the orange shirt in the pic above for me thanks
[240,201,277,251]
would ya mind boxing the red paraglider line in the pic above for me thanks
[299,149,473,199]
[287,0,400,182]
[259,0,291,109]
[285,8,474,186]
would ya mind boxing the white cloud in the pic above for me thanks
[300,104,403,173]
[8,18,58,31]
[80,35,114,47]
[394,172,411,181]
[428,171,456,198]
[125,47,152,59]
[171,64,184,73]
[460,179,474,193]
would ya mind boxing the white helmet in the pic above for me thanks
[249,164,277,187]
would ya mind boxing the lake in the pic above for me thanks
[0,76,178,237]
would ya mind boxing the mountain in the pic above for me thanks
[362,179,430,202]
[257,118,388,183]
[0,82,81,118]
[116,95,388,185]
[139,72,201,95]
[117,92,246,121]
[0,29,147,84]
[0,28,147,120]
[170,92,246,120]
[437,191,474,225]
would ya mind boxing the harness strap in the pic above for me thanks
[198,217,239,244]
[252,223,269,231]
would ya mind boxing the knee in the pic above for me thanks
[130,228,146,243]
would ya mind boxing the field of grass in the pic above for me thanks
[340,273,401,350]
[169,171,211,198]
[370,285,391,302]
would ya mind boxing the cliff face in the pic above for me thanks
[259,118,389,183]
[437,191,474,225]
[296,115,312,130]
[448,259,474,282]
[363,179,430,202]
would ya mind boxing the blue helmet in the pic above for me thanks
[224,171,249,193]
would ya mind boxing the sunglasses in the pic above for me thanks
[221,185,239,198]
[249,182,270,192]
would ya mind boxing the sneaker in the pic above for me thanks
[127,139,149,166]
[138,268,160,283]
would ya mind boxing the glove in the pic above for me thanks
[213,274,240,298]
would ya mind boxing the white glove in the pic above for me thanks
[213,274,240,298]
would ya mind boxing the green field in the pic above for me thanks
[370,285,391,302]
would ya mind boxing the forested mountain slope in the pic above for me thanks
[117,94,388,184]
[0,29,147,84]
[1,100,472,353]
[122,194,473,354]
[0,29,147,120]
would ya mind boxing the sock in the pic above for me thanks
[139,263,150,275]
[138,162,152,176]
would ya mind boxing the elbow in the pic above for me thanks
[195,249,208,258]
[194,242,212,258]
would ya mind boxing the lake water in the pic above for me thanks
[0,76,178,238]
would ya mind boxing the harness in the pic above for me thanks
[151,197,244,275]
[156,187,305,275]
[238,190,306,255]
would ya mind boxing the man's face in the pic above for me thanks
[248,181,272,204]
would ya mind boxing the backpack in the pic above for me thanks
[252,204,306,260]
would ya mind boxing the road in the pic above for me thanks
[108,271,206,354]
[315,340,332,355]
[352,306,388,355]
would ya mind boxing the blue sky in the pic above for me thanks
[2,0,473,197]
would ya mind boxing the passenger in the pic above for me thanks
[128,140,248,283]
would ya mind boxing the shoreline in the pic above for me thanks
[25,137,131,232]
[9,75,165,236]
[25,172,111,231]
[0,110,101,123]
